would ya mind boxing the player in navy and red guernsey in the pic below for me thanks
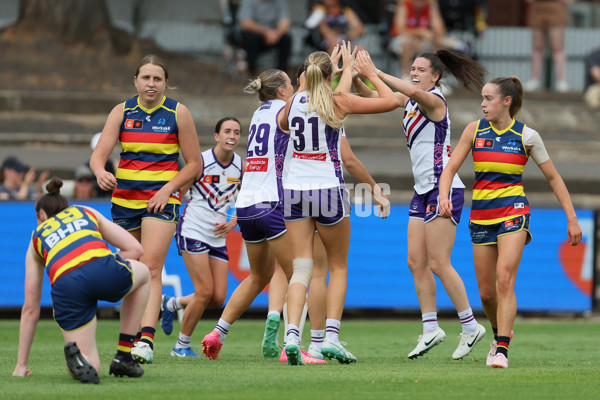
[12,178,150,383]
[439,76,582,368]
[90,54,202,364]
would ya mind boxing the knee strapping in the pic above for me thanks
[289,258,313,287]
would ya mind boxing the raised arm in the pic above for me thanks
[439,121,477,217]
[336,51,401,115]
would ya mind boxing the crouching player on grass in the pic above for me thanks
[12,178,150,383]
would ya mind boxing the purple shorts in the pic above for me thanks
[282,187,350,226]
[175,234,229,261]
[408,187,464,224]
[236,202,287,243]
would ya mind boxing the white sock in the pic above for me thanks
[310,329,325,349]
[286,324,300,343]
[457,308,477,334]
[175,332,191,349]
[422,312,439,334]
[267,310,280,319]
[215,318,232,342]
[166,296,183,312]
[325,319,341,343]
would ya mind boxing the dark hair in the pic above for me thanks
[135,54,169,80]
[296,63,306,83]
[243,69,288,101]
[416,50,487,92]
[488,76,524,118]
[215,117,242,134]
[36,177,69,219]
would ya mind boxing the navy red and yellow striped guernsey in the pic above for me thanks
[470,118,530,225]
[32,205,112,285]
[113,95,181,209]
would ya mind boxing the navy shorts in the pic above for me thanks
[111,203,180,231]
[237,202,287,243]
[408,187,464,224]
[282,187,350,226]
[175,234,229,261]
[51,254,133,331]
[469,214,532,245]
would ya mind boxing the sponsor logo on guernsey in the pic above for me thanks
[126,110,139,115]
[259,101,272,110]
[246,158,269,172]
[171,191,181,199]
[300,96,307,104]
[427,176,437,184]
[407,110,418,118]
[478,129,491,136]
[146,115,151,122]
[502,145,522,153]
[426,205,436,214]
[227,177,241,184]
[203,175,220,183]
[514,203,525,209]
[293,152,326,162]
[125,119,143,129]
[475,138,494,149]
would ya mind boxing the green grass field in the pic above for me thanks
[0,318,598,400]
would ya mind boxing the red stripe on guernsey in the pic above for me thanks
[118,159,179,171]
[470,205,530,221]
[473,151,528,165]
[120,131,178,144]
[82,208,99,226]
[48,241,109,283]
[199,181,218,200]
[407,113,424,140]
[473,180,523,191]
[112,188,180,202]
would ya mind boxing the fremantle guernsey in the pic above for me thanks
[31,205,113,286]
[470,118,530,225]
[236,99,289,207]
[112,95,182,209]
[283,91,344,190]
[178,148,243,247]
[403,86,464,194]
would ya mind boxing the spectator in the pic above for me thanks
[72,165,98,200]
[0,156,48,200]
[438,0,487,57]
[389,0,447,80]
[237,0,292,76]
[524,0,573,93]
[305,0,365,53]
[583,46,600,109]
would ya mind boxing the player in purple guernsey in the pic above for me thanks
[161,117,243,358]
[439,76,582,368]
[279,42,400,365]
[201,69,303,361]
[354,50,488,360]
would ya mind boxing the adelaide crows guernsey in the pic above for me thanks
[32,205,112,285]
[112,96,181,209]
[470,118,530,225]
[178,148,242,247]
[236,99,289,208]
[403,87,464,194]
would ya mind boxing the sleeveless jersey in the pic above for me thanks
[283,91,344,190]
[390,0,432,36]
[236,99,289,207]
[470,118,530,225]
[31,205,112,285]
[403,86,464,194]
[112,95,182,209]
[178,148,243,247]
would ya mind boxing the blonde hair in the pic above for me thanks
[304,51,343,129]
[243,69,287,102]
